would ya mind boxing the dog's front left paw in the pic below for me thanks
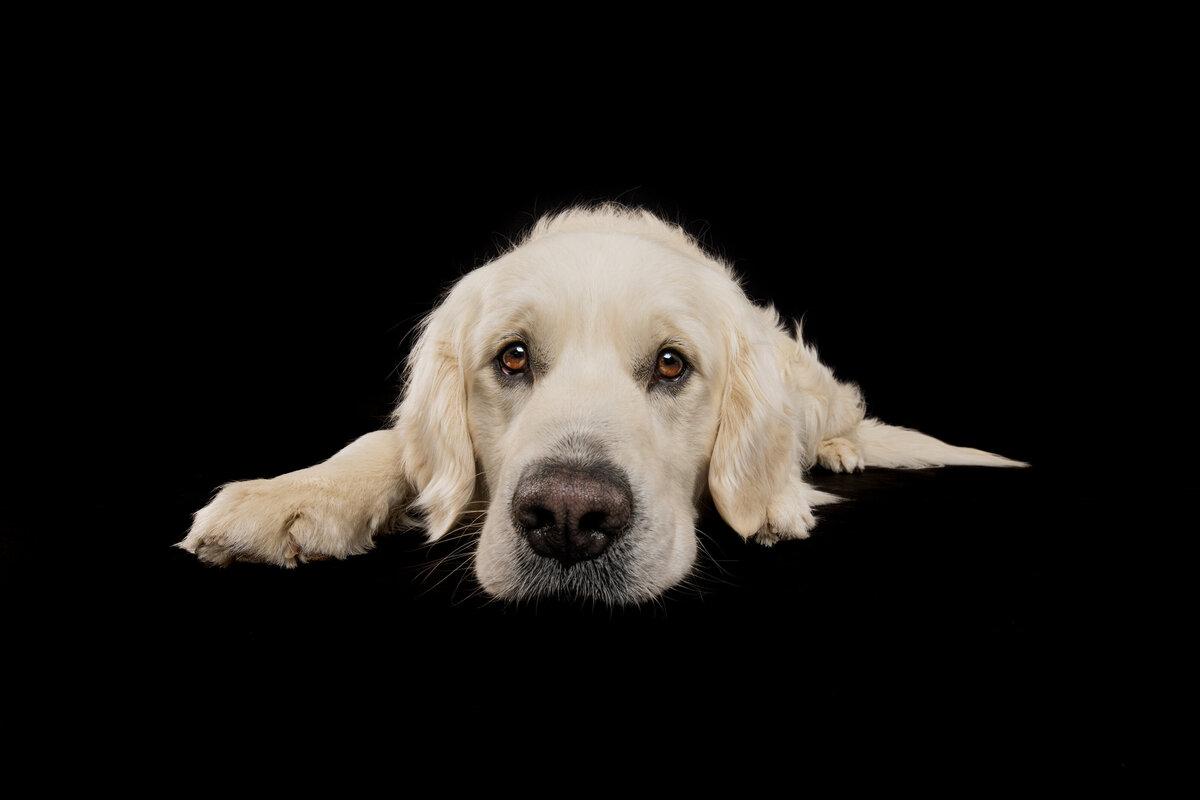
[752,481,840,546]
[753,493,817,547]
[817,437,865,473]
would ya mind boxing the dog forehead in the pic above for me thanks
[488,236,710,350]
[485,231,732,321]
[502,230,707,285]
[447,229,744,373]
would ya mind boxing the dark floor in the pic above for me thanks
[6,447,1134,776]
[4,119,1144,778]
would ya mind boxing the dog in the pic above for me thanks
[178,204,1026,604]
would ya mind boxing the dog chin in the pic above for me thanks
[473,516,695,605]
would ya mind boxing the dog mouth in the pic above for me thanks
[473,446,683,604]
[502,534,643,605]
[498,457,643,603]
[475,489,688,605]
[471,431,698,605]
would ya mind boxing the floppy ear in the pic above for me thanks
[709,311,856,542]
[707,307,802,539]
[393,282,479,541]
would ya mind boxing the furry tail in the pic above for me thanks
[857,417,1028,469]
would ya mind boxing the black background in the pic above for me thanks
[3,36,1146,783]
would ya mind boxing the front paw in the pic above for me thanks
[753,492,817,547]
[178,478,304,567]
[753,482,838,546]
[178,474,377,567]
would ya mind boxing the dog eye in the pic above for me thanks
[654,348,688,382]
[498,342,530,375]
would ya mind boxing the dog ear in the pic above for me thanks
[393,282,479,541]
[707,308,801,539]
[709,313,859,542]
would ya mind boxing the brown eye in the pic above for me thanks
[654,348,687,382]
[498,342,529,375]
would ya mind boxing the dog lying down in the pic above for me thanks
[179,204,1026,604]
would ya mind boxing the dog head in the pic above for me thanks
[394,206,817,604]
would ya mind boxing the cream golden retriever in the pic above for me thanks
[179,205,1025,604]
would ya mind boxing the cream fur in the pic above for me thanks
[178,204,1026,603]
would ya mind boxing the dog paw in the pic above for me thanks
[817,437,864,473]
[754,496,816,547]
[752,480,841,546]
[178,473,379,567]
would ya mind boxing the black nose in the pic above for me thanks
[511,463,633,565]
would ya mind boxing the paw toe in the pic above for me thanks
[818,438,864,473]
[193,538,234,567]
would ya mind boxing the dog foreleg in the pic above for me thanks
[177,429,410,567]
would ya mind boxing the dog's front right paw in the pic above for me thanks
[178,478,307,567]
[178,472,380,568]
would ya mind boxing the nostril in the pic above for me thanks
[515,504,555,532]
[568,528,611,561]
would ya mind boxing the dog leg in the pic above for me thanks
[177,429,410,567]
